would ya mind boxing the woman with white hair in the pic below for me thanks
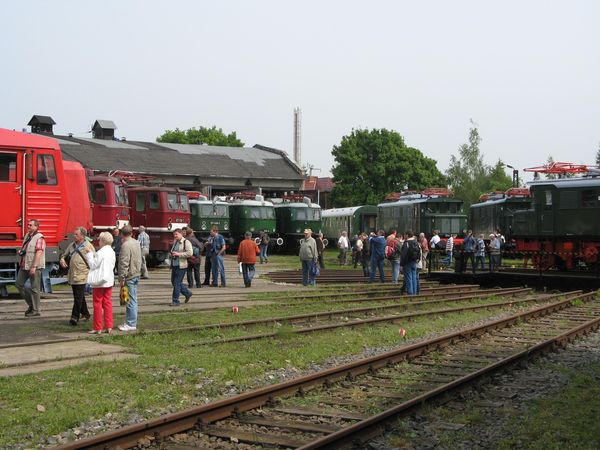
[87,231,116,333]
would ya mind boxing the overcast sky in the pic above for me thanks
[2,1,599,180]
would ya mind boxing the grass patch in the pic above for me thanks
[0,295,530,447]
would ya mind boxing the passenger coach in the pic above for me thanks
[322,205,377,245]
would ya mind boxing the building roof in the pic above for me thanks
[54,134,305,183]
[92,120,117,130]
[302,176,335,192]
[27,115,56,126]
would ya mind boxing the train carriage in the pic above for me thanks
[272,195,321,249]
[378,188,467,238]
[187,192,230,239]
[128,186,190,265]
[88,173,130,234]
[321,205,377,245]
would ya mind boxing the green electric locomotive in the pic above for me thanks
[470,188,531,241]
[187,192,230,239]
[272,194,322,249]
[321,205,378,246]
[227,192,278,250]
[378,188,467,238]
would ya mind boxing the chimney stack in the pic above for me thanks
[92,120,117,140]
[28,115,56,135]
[293,107,301,167]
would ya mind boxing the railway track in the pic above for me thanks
[54,290,600,450]
[266,269,399,284]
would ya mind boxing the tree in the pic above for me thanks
[596,142,600,166]
[330,128,445,207]
[446,123,512,209]
[157,126,244,147]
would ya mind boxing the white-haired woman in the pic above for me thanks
[87,231,116,333]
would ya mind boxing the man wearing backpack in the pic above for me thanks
[400,231,420,295]
[386,231,402,283]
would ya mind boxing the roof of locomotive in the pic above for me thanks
[322,205,377,217]
[0,128,60,150]
[527,176,600,189]
[228,199,275,207]
[378,195,463,208]
[470,196,532,209]
[189,199,229,206]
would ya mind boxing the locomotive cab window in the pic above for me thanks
[0,153,17,182]
[167,193,178,210]
[36,155,57,185]
[92,183,107,204]
[179,194,189,211]
[149,192,160,210]
[115,185,128,206]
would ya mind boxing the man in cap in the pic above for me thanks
[299,229,318,286]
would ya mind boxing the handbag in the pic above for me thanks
[187,255,199,265]
[119,285,130,306]
[310,261,320,277]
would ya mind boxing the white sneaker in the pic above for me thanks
[118,324,137,331]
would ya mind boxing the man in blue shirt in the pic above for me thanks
[462,230,476,274]
[210,226,227,287]
[369,230,386,283]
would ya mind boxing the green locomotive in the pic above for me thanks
[321,205,378,246]
[227,192,278,250]
[470,188,531,241]
[272,194,322,249]
[187,192,230,238]
[512,174,600,270]
[378,188,467,238]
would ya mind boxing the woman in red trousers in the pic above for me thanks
[87,231,116,333]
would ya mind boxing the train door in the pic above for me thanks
[539,189,554,235]
[0,151,23,239]
[361,214,376,233]
[135,191,147,226]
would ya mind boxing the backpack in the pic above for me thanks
[407,240,420,262]
[385,242,397,259]
[435,239,445,250]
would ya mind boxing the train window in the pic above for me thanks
[0,153,17,182]
[179,194,189,211]
[36,155,57,185]
[582,190,598,208]
[215,205,228,217]
[115,185,127,205]
[262,207,275,219]
[313,209,321,220]
[136,193,146,211]
[149,192,160,210]
[296,209,308,220]
[167,193,178,210]
[559,191,578,209]
[544,190,552,208]
[92,184,107,204]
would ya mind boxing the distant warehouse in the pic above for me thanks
[28,116,306,196]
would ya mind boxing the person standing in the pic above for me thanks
[489,234,501,272]
[137,225,150,279]
[337,231,349,266]
[429,230,441,270]
[462,230,476,274]
[360,233,370,277]
[16,219,46,317]
[353,235,363,269]
[111,227,122,262]
[237,231,260,287]
[316,232,326,269]
[210,226,227,287]
[444,234,455,266]
[299,229,318,286]
[86,231,116,334]
[202,233,214,286]
[169,228,193,306]
[259,230,270,264]
[418,232,429,272]
[387,231,402,284]
[369,230,386,283]
[400,231,420,295]
[475,234,486,271]
[60,227,95,326]
[184,228,202,289]
[117,225,142,331]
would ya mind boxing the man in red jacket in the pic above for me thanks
[237,231,260,287]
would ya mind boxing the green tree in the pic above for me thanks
[446,123,512,209]
[330,128,445,207]
[157,126,244,147]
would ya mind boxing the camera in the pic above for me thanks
[18,250,25,257]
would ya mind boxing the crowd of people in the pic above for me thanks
[16,220,247,332]
[16,219,508,329]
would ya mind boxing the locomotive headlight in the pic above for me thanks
[296,228,301,233]
[224,222,229,230]
[167,218,173,230]
[250,227,255,232]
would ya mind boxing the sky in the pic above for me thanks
[2,1,599,181]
